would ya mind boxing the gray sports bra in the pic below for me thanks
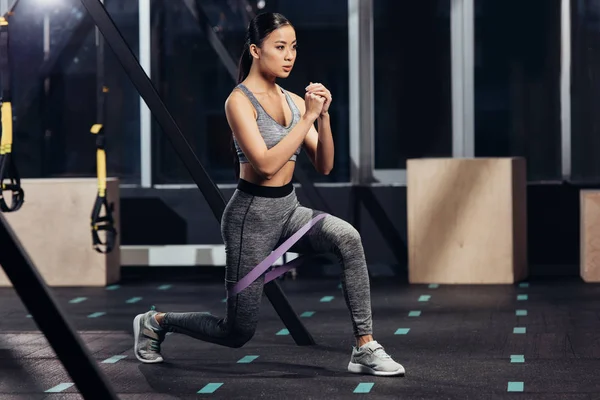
[233,83,302,164]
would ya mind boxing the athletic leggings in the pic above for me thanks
[161,179,373,348]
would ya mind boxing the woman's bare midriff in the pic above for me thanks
[239,161,296,187]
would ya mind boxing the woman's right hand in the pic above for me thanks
[304,92,325,121]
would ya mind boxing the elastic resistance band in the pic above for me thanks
[228,213,328,297]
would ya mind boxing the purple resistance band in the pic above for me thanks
[228,213,328,297]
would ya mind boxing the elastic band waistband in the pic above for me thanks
[237,179,293,198]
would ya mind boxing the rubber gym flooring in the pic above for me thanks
[1,274,599,399]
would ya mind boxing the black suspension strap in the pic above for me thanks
[90,119,116,253]
[0,16,24,213]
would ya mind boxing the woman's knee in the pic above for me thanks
[328,218,363,250]
[227,326,256,348]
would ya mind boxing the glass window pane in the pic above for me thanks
[152,0,349,184]
[10,0,141,183]
[373,0,452,170]
[474,0,561,181]
[571,0,600,182]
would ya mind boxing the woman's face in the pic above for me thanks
[252,25,297,79]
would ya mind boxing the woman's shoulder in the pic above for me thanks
[224,86,256,118]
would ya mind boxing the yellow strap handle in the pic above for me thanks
[0,101,12,155]
[90,123,106,197]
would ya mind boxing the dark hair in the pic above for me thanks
[231,12,293,180]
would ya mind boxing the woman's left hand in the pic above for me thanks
[305,82,332,116]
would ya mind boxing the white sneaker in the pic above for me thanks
[133,308,166,364]
[348,341,405,376]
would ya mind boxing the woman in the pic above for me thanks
[133,12,405,377]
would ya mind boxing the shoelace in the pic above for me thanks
[148,305,161,352]
[149,339,161,352]
[372,347,391,359]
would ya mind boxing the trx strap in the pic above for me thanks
[90,122,117,253]
[0,16,24,213]
[228,213,328,297]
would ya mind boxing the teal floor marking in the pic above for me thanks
[428,284,439,289]
[301,311,315,317]
[222,297,227,302]
[101,355,127,364]
[513,327,526,334]
[516,309,528,316]
[394,328,410,335]
[26,314,32,318]
[126,297,143,304]
[353,383,374,393]
[507,382,524,392]
[276,329,289,336]
[198,383,223,394]
[408,311,421,317]
[45,383,74,393]
[418,295,431,302]
[158,284,172,290]
[338,283,342,289]
[320,296,334,302]
[519,282,529,288]
[517,294,528,301]
[237,355,259,363]
[88,312,106,318]
[69,297,87,304]
[105,284,120,290]
[510,355,525,363]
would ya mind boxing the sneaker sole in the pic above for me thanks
[133,313,163,364]
[348,362,405,377]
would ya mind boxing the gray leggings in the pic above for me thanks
[161,179,373,348]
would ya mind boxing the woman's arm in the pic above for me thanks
[290,92,335,175]
[225,90,324,180]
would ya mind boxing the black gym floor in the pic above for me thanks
[1,274,599,399]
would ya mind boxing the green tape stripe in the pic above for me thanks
[237,355,259,364]
[276,329,289,336]
[197,383,223,394]
[513,327,526,334]
[394,328,410,335]
[518,282,529,288]
[515,309,528,316]
[158,284,172,290]
[105,284,120,290]
[517,294,528,301]
[418,295,431,302]
[408,311,421,317]
[510,355,525,363]
[428,284,439,289]
[69,297,87,304]
[301,311,315,318]
[507,382,524,392]
[126,297,143,304]
[101,355,127,364]
[45,383,74,393]
[88,312,106,318]
[320,296,334,302]
[353,383,374,393]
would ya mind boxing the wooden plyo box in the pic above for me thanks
[580,190,600,282]
[0,178,121,287]
[407,158,528,284]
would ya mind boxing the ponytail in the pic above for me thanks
[231,44,252,181]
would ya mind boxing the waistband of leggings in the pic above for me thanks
[237,179,294,198]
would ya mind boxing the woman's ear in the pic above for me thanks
[249,44,260,59]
